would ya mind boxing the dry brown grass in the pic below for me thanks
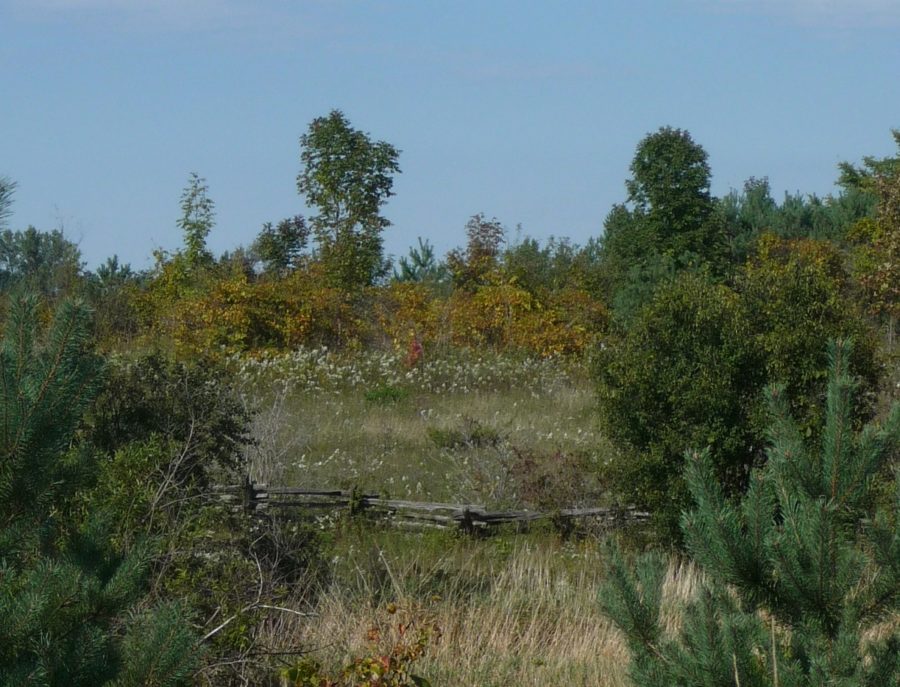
[259,533,704,687]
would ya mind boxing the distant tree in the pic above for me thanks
[252,215,309,275]
[0,225,83,297]
[838,129,900,192]
[393,237,448,286]
[84,255,142,347]
[599,128,727,319]
[626,127,719,257]
[600,341,900,687]
[0,175,15,230]
[297,110,401,290]
[446,213,506,291]
[178,172,215,268]
[720,176,780,259]
[503,235,579,295]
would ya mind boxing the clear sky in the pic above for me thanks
[1,0,899,269]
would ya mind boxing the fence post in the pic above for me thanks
[241,475,256,514]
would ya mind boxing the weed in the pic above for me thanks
[365,384,409,405]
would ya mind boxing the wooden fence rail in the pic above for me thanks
[213,480,649,533]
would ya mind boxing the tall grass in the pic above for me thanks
[260,529,702,687]
[234,348,609,506]
[233,349,668,685]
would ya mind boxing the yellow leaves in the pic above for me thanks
[445,284,605,356]
[129,258,608,359]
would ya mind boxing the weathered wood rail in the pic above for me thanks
[213,480,649,533]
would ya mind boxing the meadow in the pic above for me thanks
[234,348,608,507]
[231,348,649,686]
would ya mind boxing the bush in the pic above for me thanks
[89,352,252,485]
[0,297,197,686]
[600,341,900,687]
[594,272,764,540]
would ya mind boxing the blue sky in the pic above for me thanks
[1,0,899,269]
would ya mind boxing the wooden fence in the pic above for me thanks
[213,479,649,533]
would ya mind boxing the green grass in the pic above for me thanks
[236,348,610,507]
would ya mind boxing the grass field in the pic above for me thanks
[255,527,701,687]
[235,348,609,507]
[232,348,655,686]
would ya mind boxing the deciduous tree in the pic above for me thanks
[178,172,215,269]
[297,110,400,291]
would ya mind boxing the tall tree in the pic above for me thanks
[626,126,717,255]
[599,127,727,320]
[297,110,400,291]
[177,172,215,268]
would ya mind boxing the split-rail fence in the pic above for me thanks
[214,480,649,534]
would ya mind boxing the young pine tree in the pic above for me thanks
[600,340,900,686]
[0,296,197,686]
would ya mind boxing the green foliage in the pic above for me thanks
[600,341,900,687]
[720,176,875,262]
[595,272,765,539]
[502,234,580,296]
[626,127,716,248]
[740,233,880,431]
[838,129,900,193]
[177,172,215,269]
[0,297,103,532]
[599,128,727,319]
[88,352,252,483]
[298,110,401,290]
[0,297,197,686]
[364,383,409,405]
[83,256,143,350]
[0,225,83,298]
[0,175,15,230]
[252,214,309,275]
[596,232,880,540]
[848,133,900,351]
[393,237,449,289]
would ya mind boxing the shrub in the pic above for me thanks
[0,297,197,686]
[365,384,409,405]
[600,341,900,687]
[89,352,252,485]
[594,272,764,540]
